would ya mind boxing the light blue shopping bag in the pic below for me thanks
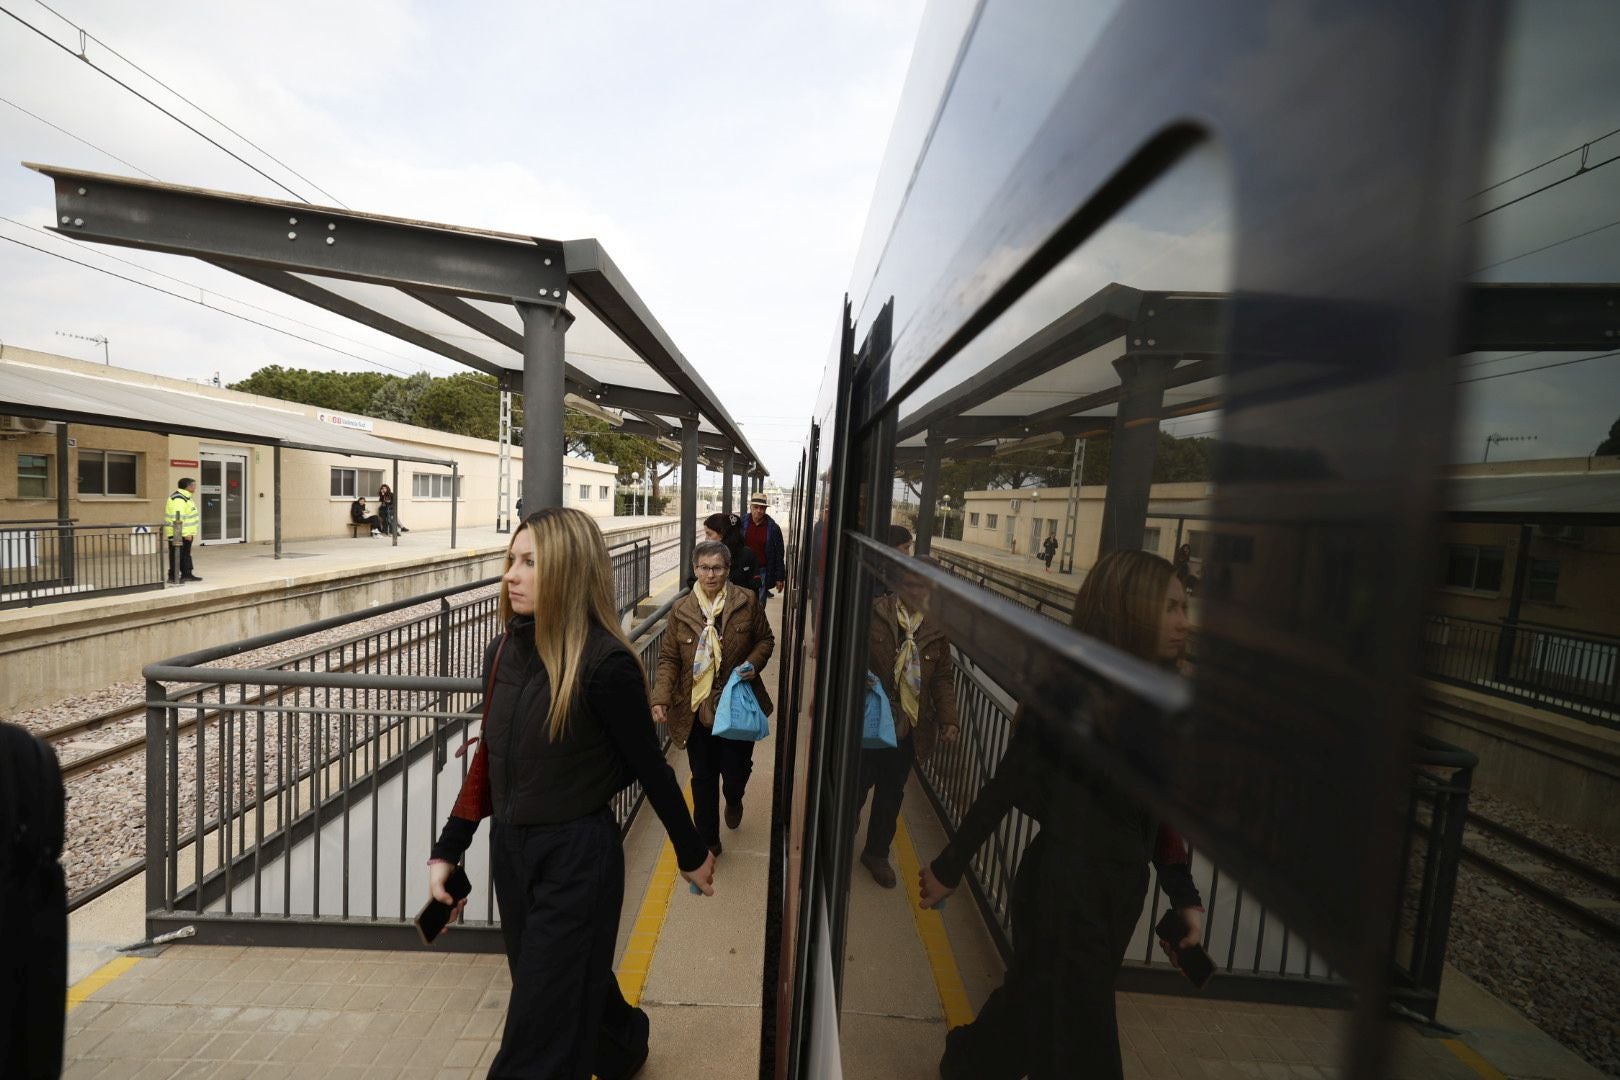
[862,673,898,749]
[712,664,770,742]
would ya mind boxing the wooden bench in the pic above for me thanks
[348,521,375,538]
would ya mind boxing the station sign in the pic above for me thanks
[317,411,375,432]
[170,459,199,467]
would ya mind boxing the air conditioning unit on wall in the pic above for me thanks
[0,415,54,437]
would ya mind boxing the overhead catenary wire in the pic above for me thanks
[0,214,433,370]
[27,0,348,207]
[1470,215,1620,275]
[1470,125,1620,198]
[1453,348,1618,385]
[0,91,157,179]
[0,2,311,202]
[0,230,424,377]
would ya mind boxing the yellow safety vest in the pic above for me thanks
[164,489,200,539]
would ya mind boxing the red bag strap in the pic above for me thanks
[456,633,508,758]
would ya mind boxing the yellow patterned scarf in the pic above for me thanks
[690,584,727,711]
[894,601,924,723]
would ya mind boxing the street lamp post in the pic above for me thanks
[631,471,642,516]
[940,494,952,540]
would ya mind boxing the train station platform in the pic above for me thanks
[0,516,679,715]
[54,582,1604,1080]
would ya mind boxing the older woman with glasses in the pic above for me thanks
[651,540,774,855]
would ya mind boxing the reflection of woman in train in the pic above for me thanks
[918,549,1203,1080]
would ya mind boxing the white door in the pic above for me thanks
[198,452,248,544]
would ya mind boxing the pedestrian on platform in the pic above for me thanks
[377,483,409,534]
[702,512,760,592]
[164,477,202,583]
[427,508,714,1079]
[742,493,786,603]
[857,556,958,888]
[651,539,774,855]
[1041,532,1058,571]
[0,721,67,1079]
[350,495,386,537]
[918,549,1203,1080]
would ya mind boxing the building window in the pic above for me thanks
[77,450,139,496]
[1142,527,1161,553]
[330,468,383,499]
[599,485,610,500]
[579,484,591,500]
[1442,544,1506,593]
[987,514,998,529]
[969,512,980,527]
[1047,518,1057,536]
[412,473,461,500]
[1526,558,1560,603]
[17,453,49,499]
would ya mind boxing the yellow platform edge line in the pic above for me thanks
[1439,1038,1509,1080]
[65,956,140,1013]
[893,814,975,1029]
[614,785,697,1008]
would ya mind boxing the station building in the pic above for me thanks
[0,346,620,547]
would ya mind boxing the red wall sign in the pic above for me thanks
[170,459,199,467]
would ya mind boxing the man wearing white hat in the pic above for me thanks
[742,493,786,604]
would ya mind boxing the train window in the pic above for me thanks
[825,141,1242,1076]
[1414,4,1620,1067]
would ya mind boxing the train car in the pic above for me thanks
[761,1,1620,1077]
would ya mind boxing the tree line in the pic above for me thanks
[230,366,683,503]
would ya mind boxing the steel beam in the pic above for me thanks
[914,435,944,555]
[518,303,574,512]
[723,450,735,515]
[1098,354,1177,555]
[403,288,602,395]
[680,418,700,579]
[1462,284,1620,351]
[597,385,698,419]
[33,164,568,302]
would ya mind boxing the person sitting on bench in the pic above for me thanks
[351,496,386,537]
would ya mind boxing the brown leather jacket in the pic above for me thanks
[650,583,774,748]
[868,593,959,761]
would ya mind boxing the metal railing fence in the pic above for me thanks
[915,651,1471,1014]
[931,548,1076,622]
[608,536,653,618]
[1423,613,1619,727]
[141,568,669,949]
[0,518,166,608]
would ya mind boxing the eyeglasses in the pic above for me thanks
[695,564,728,574]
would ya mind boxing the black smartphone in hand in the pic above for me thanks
[416,865,472,946]
[1155,909,1215,990]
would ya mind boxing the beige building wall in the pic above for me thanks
[0,349,629,543]
[956,482,1210,568]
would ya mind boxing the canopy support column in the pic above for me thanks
[273,446,282,560]
[723,450,735,515]
[915,433,944,556]
[54,421,75,583]
[391,459,400,547]
[1098,353,1176,556]
[497,377,514,533]
[517,302,575,514]
[740,469,751,508]
[680,418,700,581]
[451,462,460,550]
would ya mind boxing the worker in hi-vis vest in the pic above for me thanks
[164,477,202,584]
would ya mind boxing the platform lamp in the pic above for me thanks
[631,470,641,516]
[939,493,952,540]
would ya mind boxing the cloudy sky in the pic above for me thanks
[0,0,926,479]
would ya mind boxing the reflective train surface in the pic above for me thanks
[757,2,1620,1078]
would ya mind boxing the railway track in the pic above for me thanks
[1457,811,1620,944]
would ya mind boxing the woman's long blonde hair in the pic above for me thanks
[1070,549,1177,666]
[498,507,642,741]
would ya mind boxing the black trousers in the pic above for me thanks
[857,734,914,858]
[167,537,194,580]
[685,720,754,846]
[940,835,1148,1080]
[489,810,647,1080]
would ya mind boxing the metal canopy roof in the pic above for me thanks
[895,281,1620,459]
[1444,471,1620,525]
[0,358,456,466]
[25,163,764,476]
